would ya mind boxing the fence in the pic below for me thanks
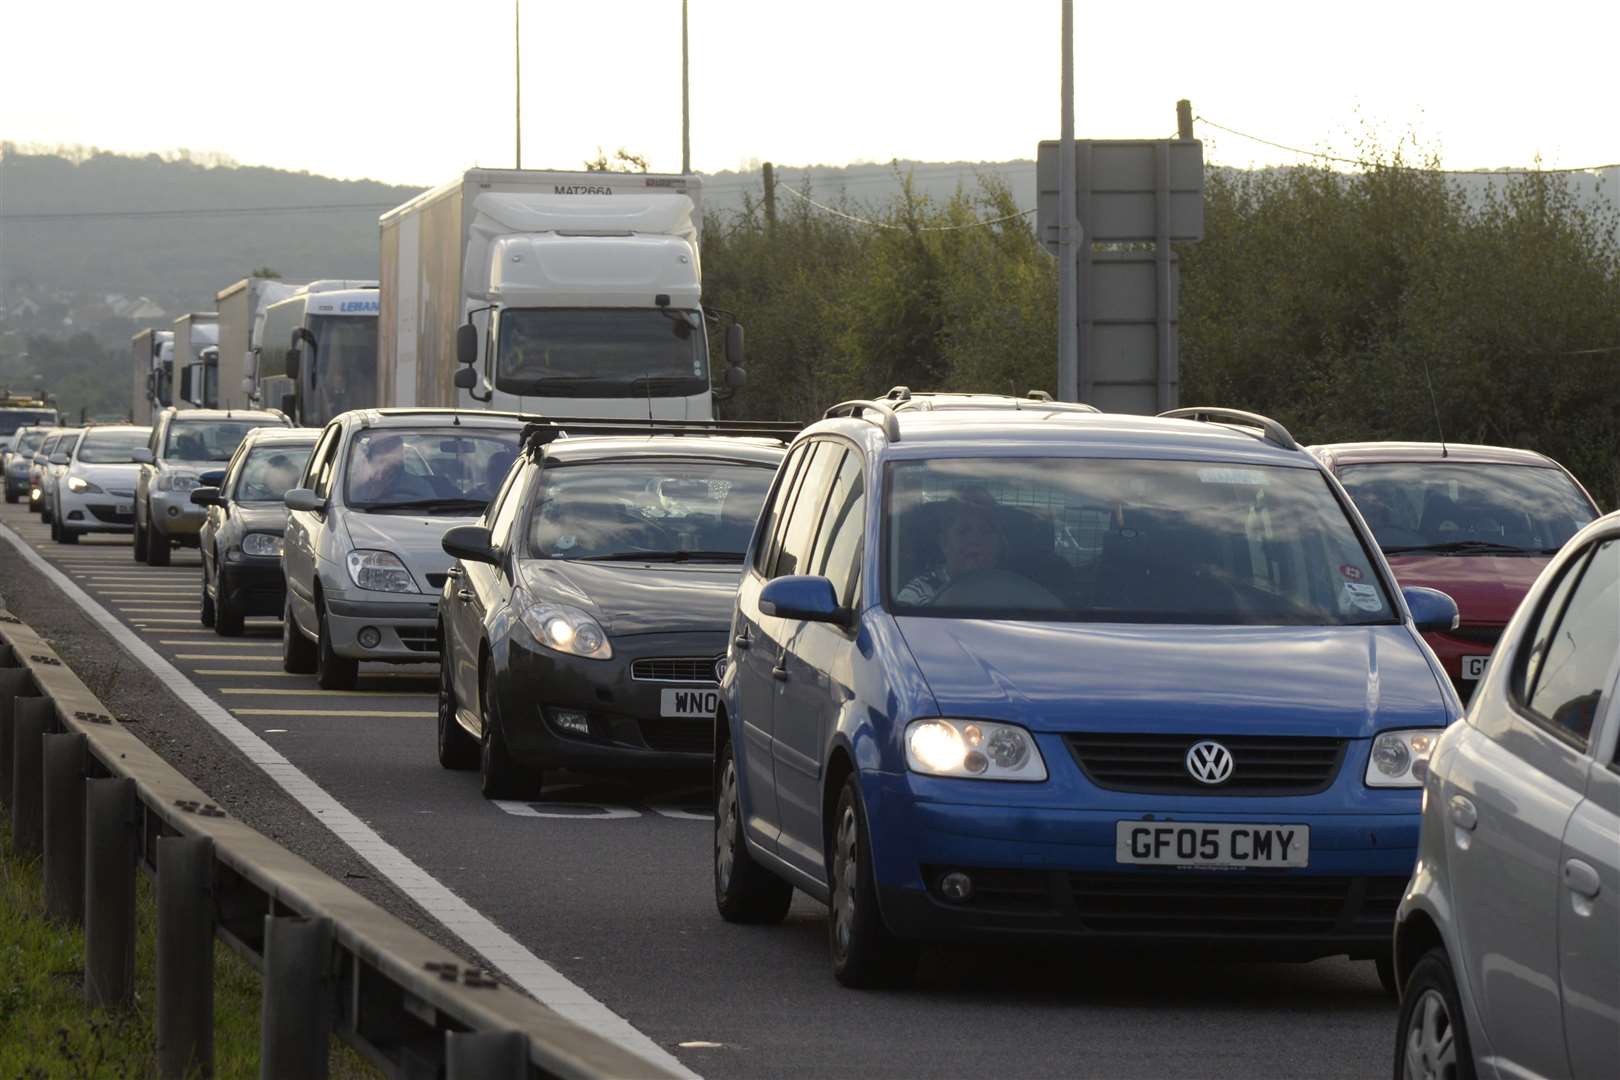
[0,609,675,1079]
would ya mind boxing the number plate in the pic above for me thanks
[1461,654,1490,680]
[116,502,133,516]
[1115,822,1310,868]
[660,688,719,718]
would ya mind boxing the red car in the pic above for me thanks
[1310,442,1600,700]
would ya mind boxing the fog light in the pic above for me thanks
[549,708,590,736]
[68,511,84,521]
[357,626,382,649]
[939,871,974,903]
[167,505,180,518]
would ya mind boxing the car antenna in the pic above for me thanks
[1419,355,1447,458]
[645,372,654,425]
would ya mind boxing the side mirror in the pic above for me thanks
[130,447,155,465]
[453,366,479,391]
[725,323,745,369]
[190,486,221,507]
[1403,586,1460,634]
[285,347,301,382]
[284,488,325,513]
[200,469,227,487]
[442,524,498,565]
[724,365,747,389]
[456,323,479,367]
[279,393,297,417]
[759,575,848,625]
[49,453,70,466]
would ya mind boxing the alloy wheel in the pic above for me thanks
[715,759,740,893]
[1403,988,1457,1080]
[831,804,859,958]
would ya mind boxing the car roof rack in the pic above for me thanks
[521,416,804,450]
[823,398,902,441]
[882,386,1098,414]
[1158,407,1300,451]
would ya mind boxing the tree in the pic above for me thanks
[584,148,651,173]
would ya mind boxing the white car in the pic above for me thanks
[40,429,84,524]
[50,425,152,543]
[1393,510,1618,1080]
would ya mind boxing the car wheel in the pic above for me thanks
[42,500,53,525]
[478,662,539,800]
[49,513,60,541]
[214,566,243,636]
[282,595,317,674]
[146,523,170,566]
[58,524,79,544]
[132,517,149,562]
[315,603,358,690]
[827,777,918,988]
[3,489,15,504]
[714,742,794,923]
[436,628,478,770]
[1395,947,1475,1080]
[199,565,216,628]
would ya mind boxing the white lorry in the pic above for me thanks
[378,169,744,418]
[131,328,176,424]
[216,277,303,411]
[253,280,380,426]
[173,313,220,408]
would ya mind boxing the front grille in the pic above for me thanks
[1067,873,1405,937]
[424,573,449,589]
[397,626,439,653]
[87,504,134,524]
[1066,733,1347,796]
[631,656,722,684]
[636,718,712,753]
[1446,625,1504,646]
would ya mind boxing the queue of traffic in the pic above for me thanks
[3,388,1614,1080]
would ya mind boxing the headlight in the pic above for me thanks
[156,472,200,492]
[345,549,419,593]
[67,476,102,494]
[1365,729,1439,787]
[519,604,613,660]
[241,533,284,558]
[905,718,1047,781]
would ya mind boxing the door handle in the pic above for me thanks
[771,652,789,681]
[1448,796,1478,831]
[733,628,752,650]
[1564,859,1601,900]
[445,566,462,579]
[457,589,475,602]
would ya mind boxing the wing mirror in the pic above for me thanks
[1403,586,1460,634]
[453,367,479,390]
[190,486,221,507]
[131,447,155,465]
[456,323,479,367]
[442,524,498,565]
[759,575,849,626]
[200,469,227,487]
[49,453,70,466]
[284,488,325,513]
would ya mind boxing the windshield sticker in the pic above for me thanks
[1339,563,1364,581]
[1197,467,1269,486]
[555,534,578,551]
[1343,582,1382,612]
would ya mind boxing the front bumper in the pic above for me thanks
[323,592,440,662]
[4,466,29,497]
[864,771,1420,956]
[149,489,206,537]
[219,559,287,617]
[59,488,137,533]
[500,629,726,772]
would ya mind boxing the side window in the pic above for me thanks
[311,426,343,499]
[1523,540,1619,748]
[487,462,531,551]
[810,449,867,608]
[772,444,844,579]
[753,443,810,575]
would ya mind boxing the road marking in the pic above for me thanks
[151,630,213,635]
[127,618,205,624]
[160,639,278,647]
[219,688,428,697]
[232,709,437,718]
[173,654,283,661]
[192,669,303,676]
[0,520,694,1078]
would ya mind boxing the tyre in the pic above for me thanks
[133,518,149,562]
[714,741,794,923]
[3,489,15,504]
[41,499,53,525]
[315,604,358,691]
[49,513,59,542]
[199,565,216,628]
[827,776,918,988]
[58,525,79,544]
[146,523,170,566]
[213,567,243,636]
[281,595,317,674]
[1394,947,1475,1080]
[436,629,477,770]
[478,662,540,800]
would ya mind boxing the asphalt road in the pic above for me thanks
[0,500,1398,1078]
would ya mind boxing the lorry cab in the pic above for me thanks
[173,313,220,409]
[254,281,380,427]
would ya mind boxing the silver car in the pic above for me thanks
[1394,510,1619,1080]
[40,429,84,524]
[4,426,52,503]
[281,409,527,690]
[50,425,151,543]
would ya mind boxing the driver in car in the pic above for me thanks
[351,434,435,504]
[898,492,1006,606]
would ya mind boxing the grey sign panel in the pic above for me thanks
[1083,251,1180,415]
[1037,139,1204,248]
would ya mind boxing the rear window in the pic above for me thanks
[234,444,315,503]
[1339,462,1596,555]
[886,457,1393,625]
[164,421,268,462]
[77,429,151,464]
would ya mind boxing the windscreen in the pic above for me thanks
[163,421,265,462]
[77,429,151,464]
[235,444,315,503]
[1339,462,1596,555]
[345,428,521,511]
[886,457,1394,624]
[529,459,776,561]
[0,410,58,436]
[15,431,48,455]
[305,315,378,425]
[496,309,709,399]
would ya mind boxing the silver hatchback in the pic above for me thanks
[1394,511,1619,1080]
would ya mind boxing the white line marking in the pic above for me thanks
[219,688,428,698]
[193,670,306,677]
[232,709,436,718]
[172,654,283,660]
[0,520,695,1078]
[125,618,204,624]
[160,640,279,647]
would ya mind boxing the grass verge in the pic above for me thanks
[0,825,379,1078]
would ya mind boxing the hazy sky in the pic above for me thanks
[2,0,1614,184]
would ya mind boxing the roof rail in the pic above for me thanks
[883,385,913,401]
[1158,407,1300,451]
[521,416,804,449]
[1025,389,1054,401]
[823,398,902,442]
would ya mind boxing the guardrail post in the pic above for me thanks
[446,1030,529,1080]
[85,776,137,1010]
[260,915,333,1080]
[42,730,87,924]
[11,697,52,857]
[0,670,33,809]
[157,835,214,1079]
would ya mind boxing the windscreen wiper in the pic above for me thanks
[1382,540,1531,555]
[357,497,487,513]
[576,550,744,563]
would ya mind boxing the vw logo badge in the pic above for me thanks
[1185,741,1234,785]
[714,656,727,683]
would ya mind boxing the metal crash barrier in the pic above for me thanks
[0,613,673,1080]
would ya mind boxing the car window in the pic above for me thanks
[772,443,844,579]
[1339,462,1596,554]
[1522,540,1620,748]
[809,448,866,608]
[235,445,315,503]
[488,462,531,551]
[308,425,342,499]
[163,420,265,463]
[886,457,1394,623]
[343,428,521,511]
[754,443,809,575]
[76,429,151,464]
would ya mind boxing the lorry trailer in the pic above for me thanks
[216,277,303,411]
[130,328,176,424]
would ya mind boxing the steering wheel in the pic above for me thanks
[931,568,1065,611]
